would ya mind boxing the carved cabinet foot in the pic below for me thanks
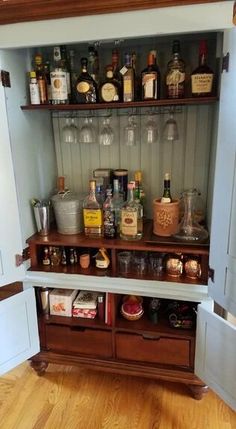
[188,384,209,400]
[30,360,48,376]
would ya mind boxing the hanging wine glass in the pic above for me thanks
[143,115,158,144]
[124,115,137,146]
[78,117,96,144]
[99,117,114,146]
[162,113,179,142]
[62,118,78,144]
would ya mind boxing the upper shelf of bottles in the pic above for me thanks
[21,96,218,111]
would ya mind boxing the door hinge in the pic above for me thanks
[0,70,11,87]
[222,53,230,73]
[15,247,30,267]
[208,267,215,283]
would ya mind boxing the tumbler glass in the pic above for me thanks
[117,251,132,275]
[132,252,147,276]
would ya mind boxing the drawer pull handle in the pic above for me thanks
[142,334,161,341]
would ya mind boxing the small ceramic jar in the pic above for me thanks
[166,254,183,277]
[79,253,90,269]
[184,256,201,279]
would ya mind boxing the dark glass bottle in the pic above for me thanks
[191,40,214,97]
[68,49,78,103]
[141,51,161,100]
[166,40,185,99]
[75,57,98,104]
[88,46,99,85]
[99,65,121,102]
[161,173,172,203]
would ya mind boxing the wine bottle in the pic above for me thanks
[161,173,172,203]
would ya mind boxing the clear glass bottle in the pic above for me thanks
[174,190,208,242]
[50,46,69,105]
[134,170,145,207]
[161,173,172,203]
[111,179,123,235]
[191,40,214,97]
[120,183,143,241]
[122,53,135,102]
[103,188,116,239]
[166,40,185,99]
[75,57,98,103]
[99,65,121,102]
[83,180,103,237]
[141,51,160,100]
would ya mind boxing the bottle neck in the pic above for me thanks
[199,52,207,66]
[127,187,134,202]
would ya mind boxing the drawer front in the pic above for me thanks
[46,325,112,358]
[116,332,191,367]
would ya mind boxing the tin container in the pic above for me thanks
[51,192,83,235]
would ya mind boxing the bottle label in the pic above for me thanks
[38,78,47,103]
[101,83,117,102]
[51,71,68,101]
[77,81,90,94]
[161,197,171,203]
[123,76,133,101]
[191,73,213,94]
[166,70,185,97]
[29,82,40,104]
[142,72,157,99]
[121,210,138,235]
[83,209,102,227]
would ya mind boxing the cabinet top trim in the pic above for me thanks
[0,1,223,26]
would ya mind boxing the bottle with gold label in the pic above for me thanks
[120,182,143,241]
[166,40,185,99]
[50,46,69,105]
[83,180,103,237]
[121,53,135,102]
[99,65,121,103]
[191,40,214,97]
[75,57,98,104]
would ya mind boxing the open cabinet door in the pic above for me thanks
[195,27,236,410]
[0,287,39,375]
[208,27,236,316]
[0,82,25,286]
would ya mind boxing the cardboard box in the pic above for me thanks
[49,288,78,317]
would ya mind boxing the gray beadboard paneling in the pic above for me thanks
[53,104,213,219]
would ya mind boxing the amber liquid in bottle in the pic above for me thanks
[141,52,160,100]
[166,40,185,99]
[191,40,214,97]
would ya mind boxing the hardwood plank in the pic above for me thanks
[0,362,235,429]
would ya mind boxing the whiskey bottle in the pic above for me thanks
[121,53,135,102]
[50,46,69,105]
[166,40,185,99]
[103,188,116,239]
[112,48,122,84]
[34,54,48,104]
[120,182,143,241]
[141,52,160,100]
[191,40,214,97]
[83,180,103,237]
[60,45,71,101]
[161,173,172,203]
[75,57,98,104]
[88,46,100,85]
[99,65,121,102]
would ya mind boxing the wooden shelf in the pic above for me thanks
[21,97,218,111]
[41,314,111,330]
[29,264,111,277]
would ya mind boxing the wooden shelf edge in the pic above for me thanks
[21,97,219,111]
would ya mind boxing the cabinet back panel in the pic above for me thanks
[53,105,213,219]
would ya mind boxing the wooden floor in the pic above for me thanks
[0,363,235,429]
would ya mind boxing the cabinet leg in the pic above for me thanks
[30,360,48,376]
[188,384,209,400]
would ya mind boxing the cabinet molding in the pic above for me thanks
[0,0,224,25]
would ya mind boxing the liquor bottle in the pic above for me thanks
[68,49,78,103]
[191,40,214,97]
[34,54,48,104]
[134,171,145,207]
[88,46,99,85]
[121,53,135,102]
[42,247,50,265]
[111,179,123,235]
[44,61,52,103]
[141,51,160,100]
[112,48,122,84]
[60,45,71,101]
[99,65,121,103]
[50,46,69,105]
[103,188,116,239]
[75,57,98,104]
[83,180,103,237]
[161,173,172,203]
[61,247,67,265]
[29,71,40,105]
[120,182,143,241]
[166,40,185,99]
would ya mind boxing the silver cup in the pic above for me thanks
[33,203,50,236]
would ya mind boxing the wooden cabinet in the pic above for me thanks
[0,0,236,410]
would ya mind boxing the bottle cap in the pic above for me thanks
[30,71,37,78]
[128,182,135,189]
[199,40,207,55]
[35,54,43,65]
[147,52,155,65]
[164,173,171,181]
[172,40,180,54]
[134,171,142,182]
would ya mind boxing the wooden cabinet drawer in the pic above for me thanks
[46,325,112,358]
[116,332,191,367]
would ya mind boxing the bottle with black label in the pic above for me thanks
[75,57,98,103]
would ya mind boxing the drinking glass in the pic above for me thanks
[162,113,179,142]
[62,118,78,144]
[78,117,96,144]
[143,115,158,144]
[132,252,147,276]
[117,251,132,275]
[99,117,114,146]
[124,115,137,146]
